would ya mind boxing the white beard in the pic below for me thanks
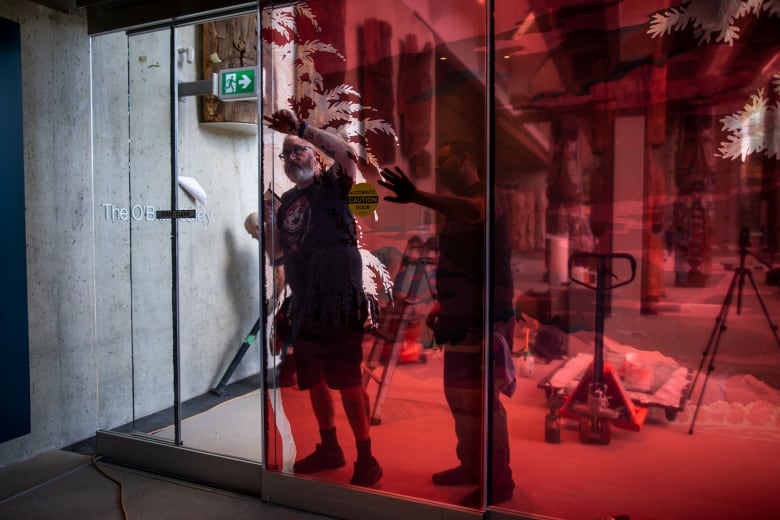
[285,161,315,187]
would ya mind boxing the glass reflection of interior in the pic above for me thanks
[91,0,780,517]
[263,0,492,508]
[264,1,780,516]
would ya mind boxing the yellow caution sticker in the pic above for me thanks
[347,182,379,217]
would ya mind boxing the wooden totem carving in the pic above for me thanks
[670,115,716,286]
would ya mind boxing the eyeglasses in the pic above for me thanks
[279,145,311,160]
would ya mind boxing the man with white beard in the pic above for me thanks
[262,109,382,487]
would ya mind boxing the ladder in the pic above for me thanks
[362,237,437,425]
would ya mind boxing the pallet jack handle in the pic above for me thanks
[568,252,636,385]
[568,252,636,292]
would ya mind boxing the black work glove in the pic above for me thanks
[379,166,417,204]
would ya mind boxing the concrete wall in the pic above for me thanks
[0,0,96,465]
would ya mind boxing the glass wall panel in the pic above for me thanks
[127,28,176,437]
[261,0,492,508]
[493,0,780,518]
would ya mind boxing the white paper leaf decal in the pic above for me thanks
[718,74,780,161]
[178,176,207,204]
[648,0,780,47]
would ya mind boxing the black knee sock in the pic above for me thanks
[320,427,339,450]
[356,437,372,462]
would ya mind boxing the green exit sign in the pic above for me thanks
[218,67,258,101]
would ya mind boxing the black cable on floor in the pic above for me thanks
[91,455,129,520]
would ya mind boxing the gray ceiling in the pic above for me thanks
[29,0,80,13]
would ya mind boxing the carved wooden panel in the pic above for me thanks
[398,34,433,176]
[359,18,396,164]
[201,14,258,124]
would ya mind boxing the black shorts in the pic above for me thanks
[294,322,364,390]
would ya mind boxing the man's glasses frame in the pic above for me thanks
[279,145,312,160]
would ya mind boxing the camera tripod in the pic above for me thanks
[687,242,780,434]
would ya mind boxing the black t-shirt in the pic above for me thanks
[435,183,514,344]
[276,167,366,335]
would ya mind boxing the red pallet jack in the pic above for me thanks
[558,253,648,444]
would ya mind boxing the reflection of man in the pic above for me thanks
[263,108,382,487]
[379,139,516,507]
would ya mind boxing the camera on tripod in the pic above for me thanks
[687,224,780,435]
[739,226,751,249]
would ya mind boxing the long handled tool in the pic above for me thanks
[210,318,261,396]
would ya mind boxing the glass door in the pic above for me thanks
[92,12,265,464]
[172,15,265,461]
[91,27,178,443]
[126,27,177,440]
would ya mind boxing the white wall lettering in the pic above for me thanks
[101,203,211,225]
